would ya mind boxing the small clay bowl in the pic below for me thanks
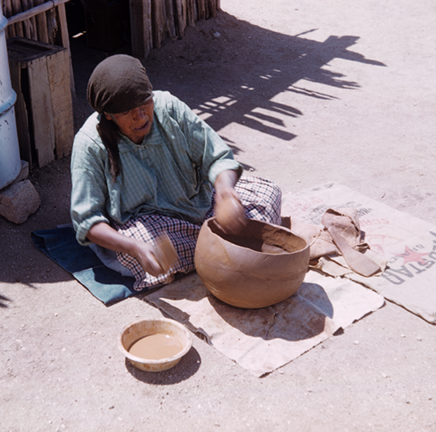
[195,218,310,309]
[118,318,192,372]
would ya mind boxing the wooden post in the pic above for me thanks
[3,0,15,37]
[164,0,176,39]
[130,0,152,58]
[151,0,165,49]
[10,0,24,37]
[20,0,36,39]
[186,0,195,27]
[196,0,205,21]
[47,7,57,44]
[32,0,49,43]
[207,0,217,18]
[27,0,38,40]
[175,0,186,38]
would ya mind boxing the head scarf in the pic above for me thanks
[87,54,153,114]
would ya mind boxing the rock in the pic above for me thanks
[0,179,40,224]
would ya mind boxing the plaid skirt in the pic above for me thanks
[114,176,282,290]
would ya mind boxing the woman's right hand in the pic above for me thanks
[87,222,176,277]
[131,241,167,277]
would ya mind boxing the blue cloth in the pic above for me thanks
[31,227,137,304]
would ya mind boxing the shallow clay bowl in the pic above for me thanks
[118,318,192,372]
[195,218,310,309]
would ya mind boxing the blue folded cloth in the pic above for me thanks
[31,226,137,304]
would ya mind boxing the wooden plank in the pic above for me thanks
[46,48,74,158]
[130,0,152,58]
[27,56,55,167]
[8,60,33,168]
[56,3,75,95]
[8,36,61,62]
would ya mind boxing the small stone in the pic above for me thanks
[0,180,40,224]
[353,340,360,345]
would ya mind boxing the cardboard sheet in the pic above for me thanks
[282,182,436,324]
[146,271,384,377]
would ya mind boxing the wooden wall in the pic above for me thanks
[130,0,221,58]
[1,0,69,47]
[2,0,221,59]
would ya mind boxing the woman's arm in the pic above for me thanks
[214,170,247,234]
[87,222,166,277]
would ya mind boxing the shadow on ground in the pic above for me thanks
[125,346,201,384]
[1,9,385,288]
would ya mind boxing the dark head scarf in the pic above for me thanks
[87,54,153,114]
[86,55,153,180]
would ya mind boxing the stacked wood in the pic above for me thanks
[131,0,221,58]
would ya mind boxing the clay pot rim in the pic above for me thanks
[205,217,310,256]
[118,318,192,366]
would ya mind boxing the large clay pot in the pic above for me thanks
[194,218,310,309]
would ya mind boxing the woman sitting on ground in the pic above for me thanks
[70,54,282,291]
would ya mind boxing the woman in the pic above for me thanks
[71,54,282,290]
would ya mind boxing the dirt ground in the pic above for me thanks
[1,0,436,430]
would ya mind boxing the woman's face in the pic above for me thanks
[105,98,154,144]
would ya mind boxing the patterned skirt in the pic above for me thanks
[113,176,282,290]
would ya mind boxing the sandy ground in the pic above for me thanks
[1,0,436,430]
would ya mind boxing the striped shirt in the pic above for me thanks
[70,90,241,245]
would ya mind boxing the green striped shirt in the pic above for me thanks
[71,91,241,245]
